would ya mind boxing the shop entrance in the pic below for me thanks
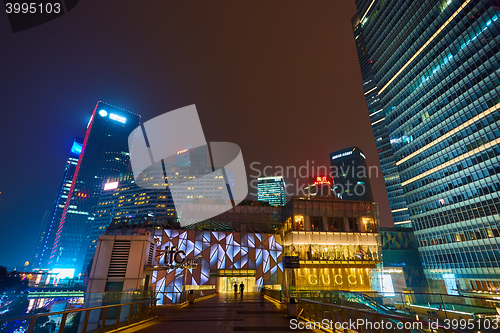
[218,276,256,293]
[212,269,257,293]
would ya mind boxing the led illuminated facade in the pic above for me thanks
[352,13,412,227]
[330,147,374,202]
[87,196,382,303]
[257,176,286,206]
[49,102,140,275]
[32,138,83,270]
[283,197,380,291]
[354,0,500,293]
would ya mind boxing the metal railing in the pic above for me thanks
[156,288,216,305]
[262,288,283,302]
[0,298,157,333]
[297,298,469,333]
[288,289,500,318]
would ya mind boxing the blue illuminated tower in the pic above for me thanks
[31,138,83,270]
[49,102,140,276]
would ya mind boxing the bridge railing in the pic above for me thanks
[0,297,157,333]
[155,288,216,305]
[296,298,469,333]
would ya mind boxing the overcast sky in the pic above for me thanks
[0,0,393,268]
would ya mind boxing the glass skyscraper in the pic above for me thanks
[49,102,140,275]
[32,138,83,270]
[353,0,500,293]
[352,15,412,226]
[330,147,374,202]
[258,176,286,206]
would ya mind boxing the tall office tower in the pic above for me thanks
[49,102,140,276]
[32,138,83,270]
[257,176,286,206]
[354,0,500,293]
[352,13,412,227]
[330,147,374,202]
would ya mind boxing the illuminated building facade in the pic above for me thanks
[32,138,83,270]
[302,176,335,199]
[352,13,412,227]
[379,227,427,292]
[283,197,380,292]
[49,102,140,276]
[330,147,374,202]
[354,0,500,293]
[257,176,286,206]
[87,197,382,302]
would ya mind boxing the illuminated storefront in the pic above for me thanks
[283,197,381,292]
[88,197,382,302]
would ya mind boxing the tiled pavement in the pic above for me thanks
[120,293,321,333]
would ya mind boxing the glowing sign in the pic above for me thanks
[104,182,119,191]
[87,114,94,128]
[314,176,331,185]
[381,274,395,297]
[70,142,82,156]
[109,113,127,123]
[98,110,108,117]
[331,151,353,160]
[177,149,189,155]
[52,268,75,279]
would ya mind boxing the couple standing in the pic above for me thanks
[234,282,245,295]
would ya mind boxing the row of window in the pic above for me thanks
[418,226,499,247]
[413,197,500,230]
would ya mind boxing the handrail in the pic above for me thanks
[0,297,158,333]
[296,298,469,333]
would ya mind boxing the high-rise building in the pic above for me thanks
[32,138,83,270]
[49,102,140,276]
[352,13,412,227]
[330,147,374,202]
[83,146,226,272]
[353,0,500,293]
[257,176,286,206]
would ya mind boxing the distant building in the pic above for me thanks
[32,138,83,270]
[257,176,286,206]
[49,102,140,276]
[330,147,374,202]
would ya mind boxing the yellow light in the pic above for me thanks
[397,102,500,166]
[379,0,472,94]
[401,137,500,186]
[371,118,385,126]
[359,0,376,23]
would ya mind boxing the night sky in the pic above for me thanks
[0,1,394,268]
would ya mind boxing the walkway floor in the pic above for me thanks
[120,293,320,333]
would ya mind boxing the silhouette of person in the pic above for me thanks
[234,282,238,294]
[239,282,245,295]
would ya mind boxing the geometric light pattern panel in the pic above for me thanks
[151,229,283,304]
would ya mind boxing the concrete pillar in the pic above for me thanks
[305,216,311,231]
[322,216,328,232]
